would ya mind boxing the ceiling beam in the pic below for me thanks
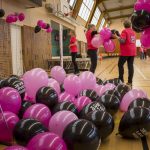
[108,14,131,20]
[103,5,134,13]
[72,0,83,19]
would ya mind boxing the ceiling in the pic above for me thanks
[98,0,136,23]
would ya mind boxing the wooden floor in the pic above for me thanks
[96,57,150,150]
[0,57,150,150]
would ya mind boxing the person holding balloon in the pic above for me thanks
[113,20,136,87]
[86,24,98,73]
[69,30,79,74]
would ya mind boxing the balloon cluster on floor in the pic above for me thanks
[6,12,25,24]
[34,20,53,33]
[91,27,116,53]
[0,67,150,149]
[132,0,150,48]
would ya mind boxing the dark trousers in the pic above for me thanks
[87,50,98,73]
[71,52,79,73]
[118,56,134,84]
[140,52,147,60]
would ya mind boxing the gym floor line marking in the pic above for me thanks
[134,64,148,80]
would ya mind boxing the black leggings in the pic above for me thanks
[118,56,134,84]
[71,52,79,73]
[87,50,98,73]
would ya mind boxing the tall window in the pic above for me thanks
[91,7,101,26]
[78,0,94,21]
[68,0,76,8]
[99,18,105,31]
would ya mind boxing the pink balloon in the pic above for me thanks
[100,28,112,41]
[46,27,53,33]
[120,89,147,112]
[23,68,48,101]
[134,1,150,13]
[23,104,51,127]
[59,92,75,103]
[91,34,103,48]
[41,22,47,29]
[49,111,78,137]
[140,28,150,48]
[12,15,18,22]
[104,40,115,52]
[0,111,19,142]
[27,132,67,150]
[51,66,66,84]
[48,78,60,95]
[6,15,14,23]
[72,96,92,112]
[4,146,28,150]
[104,83,116,90]
[37,20,44,27]
[64,75,81,96]
[79,71,96,90]
[0,87,21,114]
[18,13,25,21]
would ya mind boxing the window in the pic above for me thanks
[78,0,94,21]
[68,0,76,8]
[99,18,105,31]
[91,7,101,25]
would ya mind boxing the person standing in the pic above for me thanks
[69,30,79,74]
[86,24,98,73]
[114,20,136,87]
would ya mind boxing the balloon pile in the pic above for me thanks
[132,0,150,48]
[91,27,116,53]
[6,13,25,24]
[34,20,53,33]
[1,66,150,149]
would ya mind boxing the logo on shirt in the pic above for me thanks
[130,36,136,43]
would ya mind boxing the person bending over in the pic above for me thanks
[114,20,136,87]
[86,24,98,73]
[69,30,79,74]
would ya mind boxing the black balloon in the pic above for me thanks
[9,75,19,80]
[13,119,48,145]
[0,79,6,89]
[118,107,150,138]
[60,84,65,93]
[84,110,114,140]
[115,84,130,101]
[102,89,121,100]
[132,24,144,33]
[96,77,103,85]
[80,101,105,118]
[104,78,122,86]
[36,86,58,109]
[45,23,50,29]
[79,89,99,101]
[7,79,25,100]
[131,10,150,30]
[52,101,78,115]
[0,9,5,18]
[34,25,41,33]
[18,101,34,118]
[128,98,150,110]
[97,94,120,116]
[63,119,101,150]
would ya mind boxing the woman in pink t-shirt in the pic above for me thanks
[69,30,79,74]
[114,20,136,87]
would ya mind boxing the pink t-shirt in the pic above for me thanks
[120,28,137,56]
[86,29,97,50]
[70,36,78,53]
